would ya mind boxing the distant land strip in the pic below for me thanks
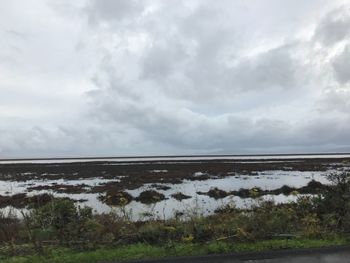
[1,152,350,162]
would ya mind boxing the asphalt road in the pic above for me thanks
[118,246,350,263]
[246,251,350,263]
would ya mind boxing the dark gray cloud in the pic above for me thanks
[141,42,189,81]
[333,44,350,84]
[314,7,350,46]
[229,45,299,92]
[86,0,145,25]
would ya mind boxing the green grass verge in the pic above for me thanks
[1,238,348,263]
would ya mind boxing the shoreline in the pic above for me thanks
[1,153,350,164]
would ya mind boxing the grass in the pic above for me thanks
[1,237,348,263]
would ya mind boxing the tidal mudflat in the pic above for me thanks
[0,155,349,220]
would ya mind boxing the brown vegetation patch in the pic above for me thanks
[188,172,211,181]
[171,192,191,201]
[0,158,347,201]
[89,181,121,193]
[230,188,251,198]
[0,193,27,208]
[0,193,74,208]
[98,191,133,206]
[1,157,347,185]
[28,183,89,194]
[150,184,171,191]
[230,180,327,198]
[197,180,327,200]
[136,190,166,204]
[197,187,229,199]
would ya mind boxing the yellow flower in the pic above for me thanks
[119,197,128,206]
[163,226,176,232]
[249,187,260,198]
[291,190,299,196]
[182,235,194,243]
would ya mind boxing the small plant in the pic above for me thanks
[249,187,261,198]
[182,234,194,243]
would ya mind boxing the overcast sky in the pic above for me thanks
[1,0,350,158]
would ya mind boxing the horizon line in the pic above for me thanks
[1,152,350,162]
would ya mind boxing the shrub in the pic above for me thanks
[301,213,321,238]
[236,201,298,241]
[316,172,350,230]
[137,223,182,244]
[0,209,22,254]
[28,199,95,245]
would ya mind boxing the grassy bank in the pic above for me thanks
[1,238,348,263]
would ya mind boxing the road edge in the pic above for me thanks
[106,245,350,263]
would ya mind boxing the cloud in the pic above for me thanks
[318,88,350,114]
[1,0,350,157]
[86,0,146,25]
[333,44,350,84]
[314,7,350,46]
[229,45,300,92]
[83,1,350,155]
